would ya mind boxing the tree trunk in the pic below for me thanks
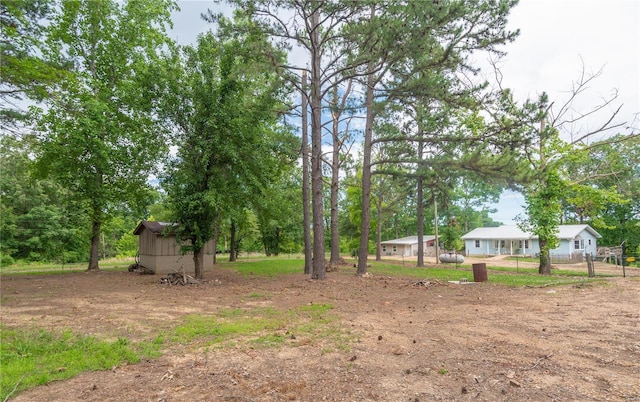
[433,196,439,264]
[375,195,382,262]
[329,88,341,266]
[87,219,101,271]
[538,237,551,274]
[416,175,425,267]
[310,8,326,280]
[212,220,219,265]
[301,71,312,275]
[229,221,237,262]
[357,60,376,276]
[193,246,204,279]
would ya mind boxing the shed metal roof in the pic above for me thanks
[133,221,174,235]
[381,235,436,245]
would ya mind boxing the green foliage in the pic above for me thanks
[0,326,147,401]
[567,135,640,251]
[0,135,89,263]
[1,253,15,266]
[33,0,176,269]
[0,0,65,130]
[160,25,294,274]
[439,216,464,251]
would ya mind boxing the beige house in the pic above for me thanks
[380,235,438,257]
[133,221,216,275]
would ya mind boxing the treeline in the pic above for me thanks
[1,1,638,275]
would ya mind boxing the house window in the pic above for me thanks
[574,240,584,250]
[382,245,387,252]
[475,240,480,248]
[494,240,499,249]
[588,239,591,246]
[392,245,397,253]
[524,240,529,249]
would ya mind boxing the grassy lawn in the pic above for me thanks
[0,258,134,275]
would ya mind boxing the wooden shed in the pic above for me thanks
[133,221,216,275]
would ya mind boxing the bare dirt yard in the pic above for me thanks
[2,258,639,402]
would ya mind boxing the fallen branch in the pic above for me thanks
[523,353,554,370]
[3,374,25,402]
[402,278,445,288]
[160,269,201,286]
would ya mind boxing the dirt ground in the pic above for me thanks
[2,257,639,402]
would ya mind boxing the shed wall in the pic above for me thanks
[137,227,216,274]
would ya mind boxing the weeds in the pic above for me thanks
[0,326,158,401]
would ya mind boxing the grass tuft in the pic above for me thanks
[0,326,156,401]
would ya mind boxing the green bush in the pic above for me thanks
[0,253,15,266]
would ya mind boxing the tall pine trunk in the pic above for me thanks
[301,71,312,275]
[416,175,425,267]
[357,60,376,276]
[310,8,326,279]
[330,99,340,265]
[375,196,382,261]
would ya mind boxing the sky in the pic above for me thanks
[170,0,640,225]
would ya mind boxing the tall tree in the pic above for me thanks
[300,71,312,274]
[326,78,358,266]
[348,0,519,274]
[160,24,294,278]
[33,0,176,271]
[510,66,636,273]
[218,0,363,279]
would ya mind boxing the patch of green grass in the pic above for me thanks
[171,310,282,346]
[368,261,599,287]
[0,326,155,401]
[0,258,133,276]
[220,258,304,277]
[171,303,350,352]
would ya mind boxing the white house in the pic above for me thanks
[461,224,601,261]
[380,235,437,257]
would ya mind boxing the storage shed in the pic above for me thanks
[133,221,216,275]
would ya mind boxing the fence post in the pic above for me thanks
[586,253,595,278]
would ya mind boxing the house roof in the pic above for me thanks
[461,224,602,240]
[461,226,529,240]
[556,224,602,239]
[133,221,174,235]
[381,235,436,245]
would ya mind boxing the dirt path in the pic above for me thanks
[2,264,639,401]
